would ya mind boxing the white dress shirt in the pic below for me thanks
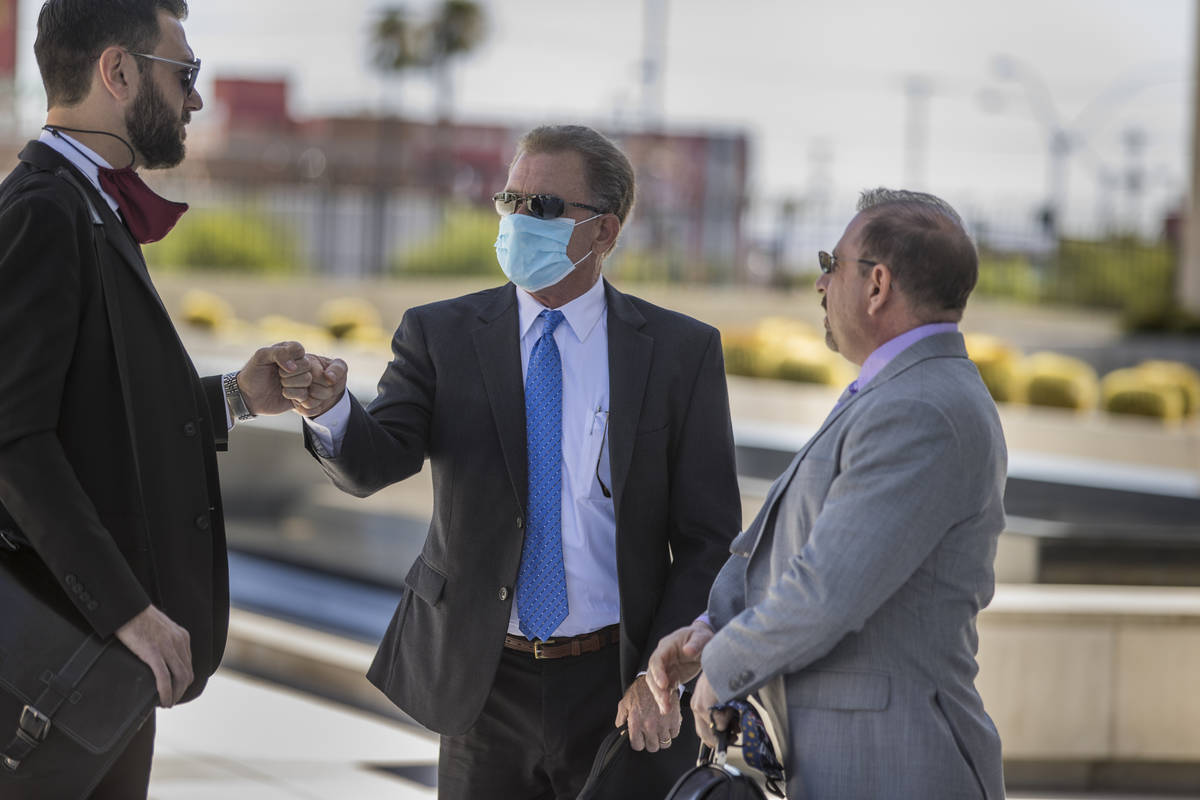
[306,277,619,637]
[38,129,120,215]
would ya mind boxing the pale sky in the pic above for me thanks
[12,0,1194,232]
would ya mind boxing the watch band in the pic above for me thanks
[222,372,256,421]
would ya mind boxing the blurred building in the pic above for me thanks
[178,77,750,279]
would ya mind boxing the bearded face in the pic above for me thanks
[126,71,188,169]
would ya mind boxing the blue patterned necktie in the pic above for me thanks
[517,309,569,641]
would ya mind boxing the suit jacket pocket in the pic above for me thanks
[788,669,890,711]
[405,554,447,606]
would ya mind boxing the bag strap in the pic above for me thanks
[1,635,109,771]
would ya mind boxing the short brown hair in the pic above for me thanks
[35,0,189,109]
[513,125,637,225]
[855,187,978,315]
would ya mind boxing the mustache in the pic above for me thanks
[821,297,827,310]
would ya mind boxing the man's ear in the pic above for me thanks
[594,214,622,259]
[97,46,135,102]
[866,262,893,316]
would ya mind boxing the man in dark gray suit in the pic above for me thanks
[290,125,741,798]
[649,189,1008,799]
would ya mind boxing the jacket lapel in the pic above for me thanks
[19,142,169,317]
[739,331,970,558]
[471,285,528,507]
[603,280,652,516]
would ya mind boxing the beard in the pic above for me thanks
[127,77,187,169]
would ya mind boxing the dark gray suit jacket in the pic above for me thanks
[705,332,1008,800]
[0,142,230,702]
[308,279,741,735]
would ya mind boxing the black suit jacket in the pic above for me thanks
[308,280,741,735]
[0,142,229,702]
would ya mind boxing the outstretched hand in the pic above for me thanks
[647,619,714,714]
[236,341,307,416]
[281,353,348,418]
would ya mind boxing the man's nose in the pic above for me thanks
[186,87,204,113]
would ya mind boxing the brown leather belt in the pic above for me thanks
[504,623,620,660]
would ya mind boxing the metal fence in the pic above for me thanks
[143,177,1179,314]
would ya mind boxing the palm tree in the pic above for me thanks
[365,3,486,273]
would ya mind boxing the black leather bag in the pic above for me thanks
[575,725,631,800]
[664,732,768,800]
[0,542,157,792]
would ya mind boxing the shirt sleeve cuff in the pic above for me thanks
[302,390,352,457]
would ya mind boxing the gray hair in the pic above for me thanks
[857,187,964,227]
[512,125,637,225]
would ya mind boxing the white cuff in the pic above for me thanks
[303,390,352,457]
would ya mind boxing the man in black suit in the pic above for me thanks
[293,124,742,798]
[0,2,319,797]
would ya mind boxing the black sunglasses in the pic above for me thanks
[129,51,201,98]
[493,191,606,220]
[818,250,878,275]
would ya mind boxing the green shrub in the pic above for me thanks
[1020,352,1099,411]
[974,252,1041,303]
[145,208,303,274]
[391,206,498,276]
[1049,237,1174,310]
[964,333,1023,403]
[1101,367,1186,421]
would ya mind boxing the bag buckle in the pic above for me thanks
[18,705,50,742]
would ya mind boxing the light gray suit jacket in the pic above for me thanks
[703,332,1007,800]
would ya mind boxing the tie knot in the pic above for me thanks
[539,309,565,337]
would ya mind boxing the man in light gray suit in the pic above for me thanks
[648,188,1008,799]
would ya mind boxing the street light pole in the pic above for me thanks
[991,54,1069,237]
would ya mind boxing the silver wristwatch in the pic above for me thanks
[222,372,256,421]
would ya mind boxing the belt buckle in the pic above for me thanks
[19,705,50,741]
[532,639,554,660]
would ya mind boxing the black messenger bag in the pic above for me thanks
[0,538,157,797]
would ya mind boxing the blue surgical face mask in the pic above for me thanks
[494,213,600,292]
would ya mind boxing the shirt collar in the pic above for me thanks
[857,322,959,390]
[38,129,119,213]
[516,277,607,343]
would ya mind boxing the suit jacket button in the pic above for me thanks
[194,513,210,531]
[182,421,198,437]
[65,574,78,588]
[87,601,98,611]
[516,515,524,529]
[730,669,755,692]
[498,586,509,601]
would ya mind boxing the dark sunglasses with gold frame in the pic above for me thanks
[493,191,606,220]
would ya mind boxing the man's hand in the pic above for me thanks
[647,619,713,714]
[615,674,682,752]
[115,605,193,708]
[281,354,348,418]
[689,672,735,749]
[236,341,307,416]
